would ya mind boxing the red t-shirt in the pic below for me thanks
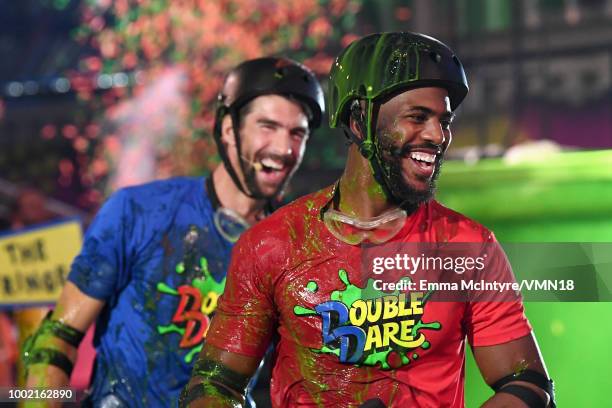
[206,186,532,408]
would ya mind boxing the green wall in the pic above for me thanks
[436,150,612,406]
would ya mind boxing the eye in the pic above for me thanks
[407,114,427,123]
[292,130,308,139]
[261,123,276,131]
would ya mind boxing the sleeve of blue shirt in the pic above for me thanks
[68,189,133,301]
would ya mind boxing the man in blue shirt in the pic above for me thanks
[24,57,325,407]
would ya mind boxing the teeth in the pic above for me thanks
[410,152,435,163]
[260,158,284,170]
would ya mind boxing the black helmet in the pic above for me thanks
[213,57,325,199]
[217,57,325,129]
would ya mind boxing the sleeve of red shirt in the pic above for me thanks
[205,229,276,360]
[464,237,532,347]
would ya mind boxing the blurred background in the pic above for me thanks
[0,0,611,406]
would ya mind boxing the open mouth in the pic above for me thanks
[254,156,295,186]
[409,151,436,176]
[259,157,287,173]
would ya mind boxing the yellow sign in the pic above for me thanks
[0,219,82,306]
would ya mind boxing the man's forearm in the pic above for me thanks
[23,309,83,408]
[180,376,244,408]
[24,326,77,385]
[24,335,75,408]
[180,345,260,408]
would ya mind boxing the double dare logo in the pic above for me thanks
[294,270,441,369]
[156,228,226,363]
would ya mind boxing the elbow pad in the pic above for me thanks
[492,369,556,408]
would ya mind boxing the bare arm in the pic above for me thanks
[25,282,104,391]
[474,333,551,407]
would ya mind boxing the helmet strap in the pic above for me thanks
[213,106,267,202]
[344,100,374,159]
[345,100,403,205]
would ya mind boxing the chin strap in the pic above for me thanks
[213,107,262,200]
[345,100,402,206]
[206,176,275,216]
[213,107,280,215]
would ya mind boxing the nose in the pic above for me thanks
[271,129,294,157]
[421,119,446,147]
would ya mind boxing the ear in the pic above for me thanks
[349,113,364,141]
[220,114,236,147]
[348,99,371,142]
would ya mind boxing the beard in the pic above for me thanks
[242,163,266,198]
[376,135,444,209]
[240,151,295,199]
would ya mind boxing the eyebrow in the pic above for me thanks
[407,106,455,121]
[257,118,308,133]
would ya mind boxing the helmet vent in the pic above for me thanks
[452,55,460,66]
[430,51,441,63]
[388,49,404,76]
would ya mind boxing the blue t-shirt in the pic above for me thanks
[68,177,233,406]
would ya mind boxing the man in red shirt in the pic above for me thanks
[181,32,555,408]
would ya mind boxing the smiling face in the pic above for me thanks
[374,87,454,206]
[221,94,310,198]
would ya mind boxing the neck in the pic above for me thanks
[211,165,267,225]
[337,145,397,218]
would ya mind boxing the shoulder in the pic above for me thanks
[112,176,204,210]
[91,177,205,235]
[119,176,202,199]
[251,187,331,234]
[237,187,332,253]
[426,200,495,242]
